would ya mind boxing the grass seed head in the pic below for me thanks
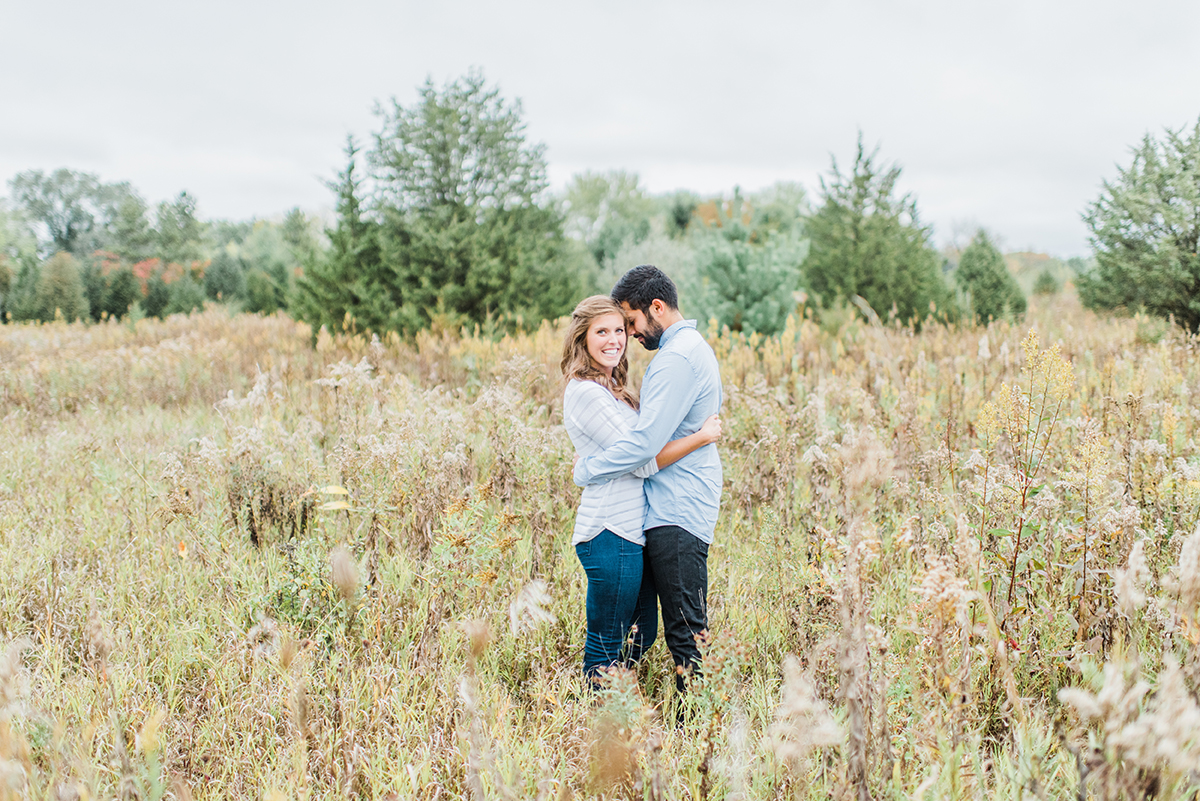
[460,619,493,661]
[0,639,32,712]
[509,580,557,635]
[83,611,113,674]
[330,545,359,604]
[1115,539,1150,616]
[246,616,280,659]
[289,679,310,739]
[278,637,299,670]
[769,655,842,767]
[1176,527,1200,618]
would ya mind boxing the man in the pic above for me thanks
[573,264,723,691]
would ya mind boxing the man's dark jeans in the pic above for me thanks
[629,524,709,691]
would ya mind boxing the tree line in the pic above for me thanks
[0,172,320,324]
[2,70,1195,334]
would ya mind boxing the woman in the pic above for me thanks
[561,295,720,683]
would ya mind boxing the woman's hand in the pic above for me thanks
[699,414,722,445]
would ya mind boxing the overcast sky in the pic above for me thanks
[3,0,1198,256]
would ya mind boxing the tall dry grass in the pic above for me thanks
[1,291,1199,799]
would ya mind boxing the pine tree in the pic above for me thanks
[804,135,956,323]
[371,70,584,332]
[165,275,206,315]
[204,251,247,302]
[102,268,142,318]
[1032,268,1060,296]
[34,252,89,321]
[693,190,809,334]
[1079,118,1200,329]
[293,138,391,334]
[955,231,1026,322]
[144,272,170,318]
[5,260,41,321]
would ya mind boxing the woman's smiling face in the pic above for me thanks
[586,312,627,376]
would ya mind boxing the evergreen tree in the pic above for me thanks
[666,191,699,238]
[749,182,808,239]
[143,272,170,318]
[955,230,1026,322]
[105,190,156,263]
[1032,268,1061,296]
[81,262,107,321]
[5,261,41,321]
[1079,118,1200,329]
[204,250,247,301]
[293,138,392,333]
[34,252,89,321]
[564,170,653,268]
[155,192,206,266]
[0,258,10,320]
[804,135,955,323]
[239,223,293,313]
[281,208,320,267]
[165,275,205,315]
[244,270,280,314]
[102,268,142,318]
[692,191,809,334]
[370,70,584,332]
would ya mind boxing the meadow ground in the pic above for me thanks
[2,291,1199,800]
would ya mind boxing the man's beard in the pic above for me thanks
[639,318,665,350]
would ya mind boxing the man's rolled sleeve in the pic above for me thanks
[573,352,698,487]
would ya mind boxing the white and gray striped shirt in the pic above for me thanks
[563,378,657,546]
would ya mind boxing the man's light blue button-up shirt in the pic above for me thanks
[572,319,723,544]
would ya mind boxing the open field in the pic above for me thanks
[2,292,1199,800]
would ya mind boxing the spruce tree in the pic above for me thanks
[34,252,89,321]
[370,70,583,332]
[955,230,1026,322]
[1032,268,1060,296]
[102,268,142,318]
[144,273,170,318]
[5,260,41,321]
[165,275,206,315]
[1079,118,1200,329]
[293,138,391,334]
[804,135,956,323]
[204,251,247,302]
[693,191,809,335]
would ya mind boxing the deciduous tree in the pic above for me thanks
[564,170,654,268]
[10,169,104,256]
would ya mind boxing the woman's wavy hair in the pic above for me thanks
[560,295,638,409]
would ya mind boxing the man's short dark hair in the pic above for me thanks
[611,264,679,314]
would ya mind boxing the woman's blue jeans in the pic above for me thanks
[575,529,653,680]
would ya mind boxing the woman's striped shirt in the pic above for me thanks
[563,378,657,546]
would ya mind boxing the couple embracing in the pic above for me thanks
[560,264,723,691]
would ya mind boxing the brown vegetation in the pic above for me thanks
[1,292,1198,798]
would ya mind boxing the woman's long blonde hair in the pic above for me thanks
[560,295,638,409]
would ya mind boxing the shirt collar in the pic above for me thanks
[659,318,696,349]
